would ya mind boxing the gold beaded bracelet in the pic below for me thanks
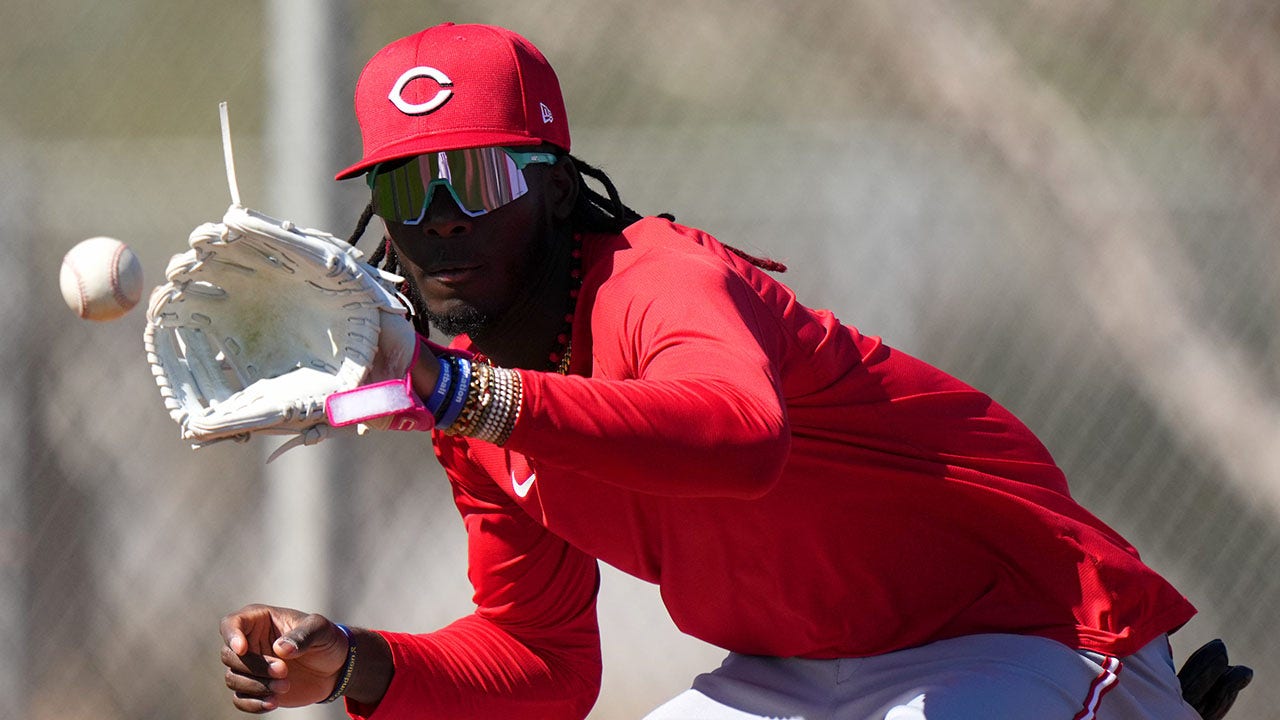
[474,368,511,441]
[445,363,522,446]
[448,362,491,437]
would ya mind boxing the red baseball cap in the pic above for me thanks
[336,23,570,180]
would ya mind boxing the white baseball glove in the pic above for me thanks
[144,204,417,452]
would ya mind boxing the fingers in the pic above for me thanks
[221,640,290,713]
[220,605,309,713]
[221,640,286,677]
[221,604,292,656]
[271,611,339,659]
[220,605,348,710]
[221,604,330,651]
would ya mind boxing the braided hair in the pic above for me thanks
[556,156,787,272]
[346,154,784,332]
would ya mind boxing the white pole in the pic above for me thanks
[263,1,349,716]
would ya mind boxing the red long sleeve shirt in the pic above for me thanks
[355,217,1195,720]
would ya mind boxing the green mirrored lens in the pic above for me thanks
[371,156,428,222]
[369,148,556,222]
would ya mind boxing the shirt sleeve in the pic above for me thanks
[504,247,792,499]
[348,452,603,720]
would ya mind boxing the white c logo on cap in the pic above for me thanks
[388,66,453,115]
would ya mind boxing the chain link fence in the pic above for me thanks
[3,1,1278,718]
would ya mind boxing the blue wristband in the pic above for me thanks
[424,355,453,416]
[319,623,356,704]
[435,357,472,429]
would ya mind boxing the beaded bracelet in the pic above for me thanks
[474,369,507,441]
[450,362,492,438]
[495,369,522,444]
[473,367,512,442]
[450,364,523,446]
[319,623,357,704]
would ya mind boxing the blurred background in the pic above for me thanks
[2,1,1278,718]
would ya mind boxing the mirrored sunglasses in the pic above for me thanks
[368,147,558,223]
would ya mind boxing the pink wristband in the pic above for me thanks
[325,336,434,431]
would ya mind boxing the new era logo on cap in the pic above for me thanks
[337,23,571,180]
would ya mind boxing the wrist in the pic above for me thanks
[339,627,395,709]
[409,339,443,402]
[319,624,357,704]
[326,337,435,431]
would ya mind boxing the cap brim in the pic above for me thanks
[335,131,549,180]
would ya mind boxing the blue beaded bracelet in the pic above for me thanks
[435,357,472,430]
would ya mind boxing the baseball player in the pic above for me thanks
[216,22,1250,719]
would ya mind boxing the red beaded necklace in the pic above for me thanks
[549,236,582,375]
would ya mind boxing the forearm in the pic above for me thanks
[349,615,601,720]
[506,373,790,498]
[342,627,395,710]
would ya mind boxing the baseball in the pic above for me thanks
[59,236,145,322]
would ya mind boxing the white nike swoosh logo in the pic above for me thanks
[511,471,536,498]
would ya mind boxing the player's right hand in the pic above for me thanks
[219,604,349,713]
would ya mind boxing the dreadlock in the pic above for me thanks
[565,156,787,272]
[566,155,643,233]
[344,153,786,332]
[346,201,432,332]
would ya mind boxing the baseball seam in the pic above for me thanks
[66,260,89,318]
[110,242,129,308]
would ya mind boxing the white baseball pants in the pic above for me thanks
[642,634,1198,719]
